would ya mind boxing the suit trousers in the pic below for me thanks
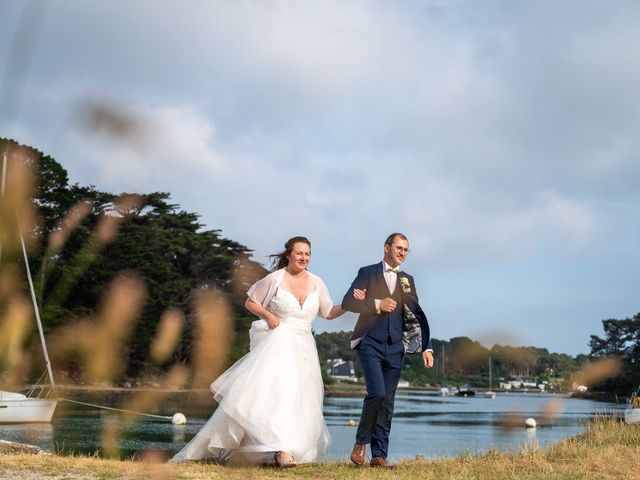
[355,335,404,459]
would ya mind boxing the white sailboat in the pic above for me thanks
[437,344,460,396]
[0,390,57,424]
[438,345,450,395]
[483,356,496,399]
[0,148,58,424]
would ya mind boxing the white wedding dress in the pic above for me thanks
[171,283,330,464]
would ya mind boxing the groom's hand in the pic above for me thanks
[422,350,434,368]
[379,298,397,313]
[353,288,366,300]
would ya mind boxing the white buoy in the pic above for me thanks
[524,417,537,429]
[172,413,187,425]
[348,419,356,427]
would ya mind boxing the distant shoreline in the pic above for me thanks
[14,383,618,401]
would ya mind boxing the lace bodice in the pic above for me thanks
[247,269,334,319]
[267,287,319,334]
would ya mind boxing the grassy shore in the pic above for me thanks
[1,417,638,480]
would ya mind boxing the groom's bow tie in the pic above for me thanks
[386,267,400,273]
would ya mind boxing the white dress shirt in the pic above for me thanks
[374,261,399,313]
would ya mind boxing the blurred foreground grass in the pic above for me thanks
[1,416,639,480]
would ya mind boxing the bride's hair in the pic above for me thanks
[270,236,311,271]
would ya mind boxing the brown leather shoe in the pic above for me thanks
[350,443,366,466]
[370,457,396,469]
[274,451,297,468]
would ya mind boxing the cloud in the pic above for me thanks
[394,173,598,269]
[65,102,228,194]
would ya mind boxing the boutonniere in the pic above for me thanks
[399,276,411,293]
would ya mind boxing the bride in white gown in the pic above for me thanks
[171,236,362,467]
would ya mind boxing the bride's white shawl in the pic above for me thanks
[247,268,334,318]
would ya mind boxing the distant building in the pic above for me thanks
[325,358,358,381]
[501,377,546,391]
[504,377,538,389]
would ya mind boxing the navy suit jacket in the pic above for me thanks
[342,262,431,354]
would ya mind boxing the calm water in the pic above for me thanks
[0,390,620,461]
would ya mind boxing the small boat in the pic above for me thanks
[0,391,57,424]
[441,385,459,396]
[624,386,640,424]
[456,384,476,397]
[438,345,449,396]
[484,356,496,399]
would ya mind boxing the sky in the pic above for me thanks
[1,1,639,356]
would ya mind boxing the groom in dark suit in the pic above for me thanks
[342,233,434,468]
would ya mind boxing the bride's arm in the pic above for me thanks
[245,298,281,329]
[325,289,366,320]
[325,305,345,320]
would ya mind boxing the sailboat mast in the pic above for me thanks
[1,146,56,388]
[488,356,492,390]
[19,227,56,388]
[0,149,7,263]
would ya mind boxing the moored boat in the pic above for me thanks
[0,391,57,424]
[456,384,476,397]
[1,149,58,424]
[484,356,496,398]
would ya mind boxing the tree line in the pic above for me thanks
[316,332,589,388]
[1,137,266,383]
[589,313,640,394]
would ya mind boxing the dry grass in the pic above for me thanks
[1,417,639,480]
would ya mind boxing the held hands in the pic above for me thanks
[379,298,397,313]
[422,350,435,368]
[266,313,281,329]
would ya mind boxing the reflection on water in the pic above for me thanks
[0,390,620,461]
[0,423,53,447]
[523,428,539,450]
[325,390,620,460]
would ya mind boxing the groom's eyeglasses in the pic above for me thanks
[391,245,410,255]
